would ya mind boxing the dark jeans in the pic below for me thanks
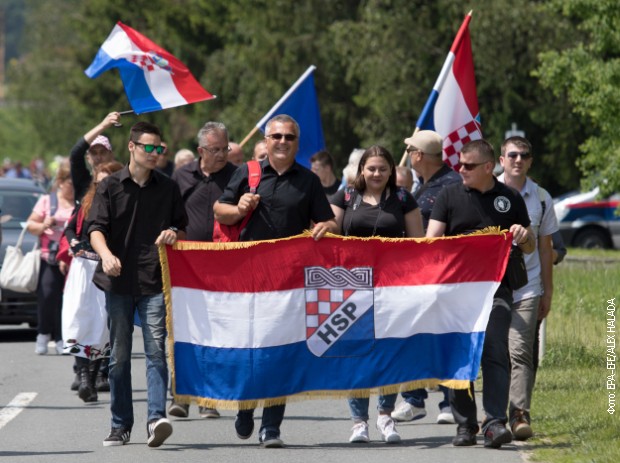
[402,386,450,410]
[238,404,286,436]
[450,285,512,431]
[37,260,64,341]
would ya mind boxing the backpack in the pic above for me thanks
[213,160,262,242]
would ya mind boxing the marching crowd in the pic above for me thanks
[21,111,561,450]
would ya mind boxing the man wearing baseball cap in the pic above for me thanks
[392,130,461,425]
[69,112,118,202]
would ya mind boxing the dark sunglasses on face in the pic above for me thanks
[506,151,531,160]
[134,141,166,155]
[267,133,297,141]
[460,161,488,171]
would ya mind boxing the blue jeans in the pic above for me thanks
[237,404,286,437]
[106,292,168,429]
[348,394,397,421]
[402,386,450,410]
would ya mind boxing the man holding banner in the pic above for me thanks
[427,139,534,449]
[213,114,336,447]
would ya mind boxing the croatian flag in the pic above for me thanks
[415,11,482,169]
[256,65,325,169]
[85,21,214,114]
[162,232,511,408]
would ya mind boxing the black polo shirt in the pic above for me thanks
[172,160,237,241]
[87,166,188,295]
[430,179,531,236]
[218,160,334,241]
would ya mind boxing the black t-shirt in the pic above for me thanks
[430,179,531,236]
[330,187,418,238]
[323,178,341,199]
[218,160,334,241]
[172,160,237,241]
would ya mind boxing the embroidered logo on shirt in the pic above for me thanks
[494,196,512,213]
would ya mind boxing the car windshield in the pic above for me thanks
[0,189,41,229]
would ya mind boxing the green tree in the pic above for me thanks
[537,0,620,196]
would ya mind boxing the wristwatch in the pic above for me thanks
[168,226,178,233]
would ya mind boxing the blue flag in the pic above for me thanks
[256,66,325,168]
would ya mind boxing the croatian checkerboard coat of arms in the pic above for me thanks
[304,266,374,357]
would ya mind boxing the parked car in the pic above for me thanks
[0,178,45,326]
[554,187,620,249]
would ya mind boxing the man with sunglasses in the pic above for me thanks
[427,139,535,449]
[88,121,187,448]
[168,121,238,419]
[214,114,337,448]
[497,136,558,441]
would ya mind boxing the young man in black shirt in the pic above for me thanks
[214,114,336,447]
[427,139,534,449]
[88,121,187,448]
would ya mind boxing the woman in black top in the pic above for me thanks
[329,145,423,443]
[61,161,123,403]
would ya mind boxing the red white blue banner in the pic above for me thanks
[161,232,511,408]
[85,21,214,114]
[416,12,482,169]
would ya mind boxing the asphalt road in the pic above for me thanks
[0,325,528,463]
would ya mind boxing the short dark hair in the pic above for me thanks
[310,150,334,169]
[265,114,300,136]
[129,121,162,142]
[353,145,397,192]
[461,139,495,162]
[501,136,532,157]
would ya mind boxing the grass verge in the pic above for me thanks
[529,249,618,463]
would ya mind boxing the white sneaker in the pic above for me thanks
[349,421,369,443]
[35,334,50,355]
[55,340,64,355]
[377,415,401,443]
[391,401,426,422]
[437,406,455,424]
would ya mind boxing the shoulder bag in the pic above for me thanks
[0,227,41,293]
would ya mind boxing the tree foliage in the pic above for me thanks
[2,0,597,194]
[537,0,620,196]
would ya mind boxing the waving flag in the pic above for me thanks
[161,231,511,409]
[415,11,482,169]
[85,21,214,114]
[256,65,325,168]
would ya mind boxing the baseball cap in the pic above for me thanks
[404,130,443,155]
[90,135,112,152]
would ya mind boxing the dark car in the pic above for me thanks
[0,178,45,326]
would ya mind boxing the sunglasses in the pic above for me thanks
[506,151,531,160]
[267,133,297,141]
[406,147,420,154]
[134,142,166,155]
[460,161,488,171]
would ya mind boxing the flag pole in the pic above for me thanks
[400,10,474,167]
[240,65,317,147]
[113,109,135,128]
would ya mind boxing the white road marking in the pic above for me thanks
[0,392,37,430]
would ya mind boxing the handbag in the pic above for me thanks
[0,227,41,293]
[506,245,528,290]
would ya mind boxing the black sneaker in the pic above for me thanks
[168,400,190,418]
[103,427,131,447]
[147,418,173,448]
[452,425,478,446]
[484,422,512,449]
[259,430,283,448]
[235,411,254,439]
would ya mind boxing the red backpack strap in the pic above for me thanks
[247,160,261,193]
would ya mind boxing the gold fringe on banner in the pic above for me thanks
[159,229,508,408]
